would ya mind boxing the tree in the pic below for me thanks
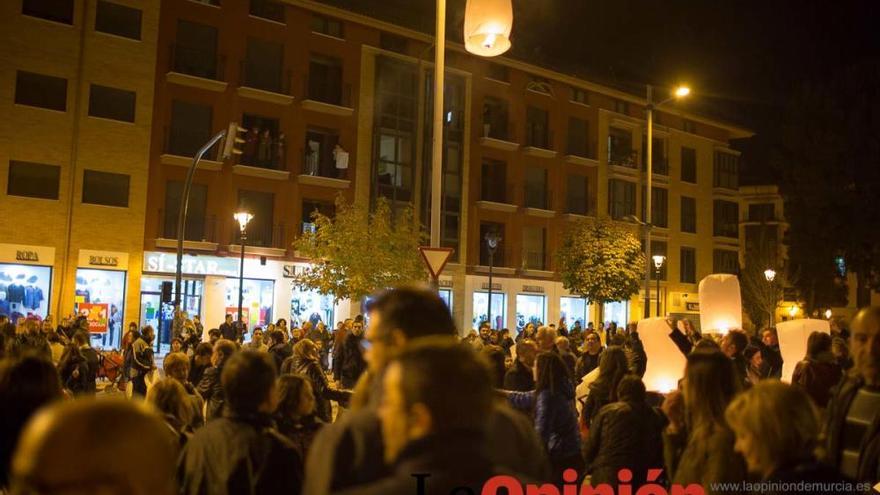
[556,217,646,324]
[291,196,426,303]
[740,227,785,334]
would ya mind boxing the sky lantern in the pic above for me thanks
[639,317,687,393]
[776,318,830,382]
[698,274,742,334]
[463,0,513,57]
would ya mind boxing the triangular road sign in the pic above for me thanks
[419,246,454,279]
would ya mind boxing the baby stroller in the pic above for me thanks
[97,349,125,393]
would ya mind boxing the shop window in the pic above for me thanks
[524,167,548,209]
[472,292,506,330]
[516,294,546,331]
[290,283,335,327]
[681,196,697,233]
[7,160,60,200]
[140,276,202,353]
[608,179,635,220]
[95,1,142,40]
[243,37,285,93]
[311,14,344,38]
[0,263,52,323]
[163,181,208,241]
[603,300,629,326]
[522,226,546,270]
[22,0,73,24]
[168,99,212,157]
[226,278,274,328]
[173,20,220,80]
[479,222,505,267]
[75,268,126,349]
[82,169,129,207]
[681,147,697,183]
[566,174,589,215]
[439,289,452,310]
[560,296,589,329]
[308,54,344,105]
[567,117,590,158]
[15,71,67,111]
[88,84,136,123]
[237,190,275,247]
[240,114,283,170]
[680,247,696,284]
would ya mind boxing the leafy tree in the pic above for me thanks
[556,217,646,324]
[291,196,426,302]
[740,228,785,334]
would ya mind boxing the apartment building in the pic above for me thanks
[0,0,159,347]
[142,0,753,338]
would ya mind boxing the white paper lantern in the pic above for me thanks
[463,0,513,57]
[776,318,830,382]
[698,274,743,334]
[639,317,688,393]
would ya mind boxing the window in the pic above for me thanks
[683,119,697,134]
[713,249,739,275]
[749,203,775,222]
[482,97,510,140]
[571,87,589,105]
[523,226,546,270]
[310,15,343,38]
[240,114,283,170]
[524,167,548,209]
[301,200,334,234]
[516,294,546,330]
[681,196,697,233]
[15,71,67,111]
[566,174,589,215]
[713,151,739,189]
[22,0,73,24]
[642,136,667,175]
[641,187,668,228]
[713,200,739,238]
[479,222,505,266]
[303,128,342,178]
[168,100,212,157]
[608,179,635,220]
[480,159,507,203]
[680,247,696,283]
[614,99,629,115]
[308,54,344,105]
[566,117,590,158]
[608,127,635,167]
[487,63,509,82]
[681,147,697,183]
[173,20,220,80]
[88,84,135,123]
[7,161,60,200]
[82,170,129,207]
[526,106,550,149]
[373,57,417,206]
[163,181,208,241]
[95,1,142,40]
[237,190,275,247]
[244,38,285,93]
[652,241,667,281]
[250,0,285,23]
[379,32,407,53]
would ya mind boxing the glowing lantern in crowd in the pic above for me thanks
[777,318,830,382]
[639,317,687,393]
[698,274,742,334]
[463,0,513,57]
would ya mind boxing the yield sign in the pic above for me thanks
[419,246,454,279]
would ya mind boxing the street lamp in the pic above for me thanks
[652,255,666,317]
[485,230,501,329]
[644,84,689,318]
[764,268,777,329]
[764,269,776,282]
[788,304,799,319]
[233,211,253,334]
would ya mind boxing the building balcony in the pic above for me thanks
[301,78,354,116]
[564,154,599,167]
[476,200,517,213]
[523,129,555,158]
[161,127,223,170]
[167,44,227,92]
[524,207,555,218]
[237,63,294,105]
[155,210,219,252]
[249,0,286,24]
[480,122,519,151]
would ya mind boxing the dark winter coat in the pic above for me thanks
[197,365,225,421]
[219,322,237,342]
[792,356,843,408]
[292,357,351,423]
[625,331,648,377]
[276,414,324,461]
[178,411,303,495]
[338,333,366,389]
[503,359,535,391]
[583,400,667,487]
[580,378,615,429]
[822,376,880,483]
[508,382,581,462]
[268,342,292,372]
[80,346,99,394]
[575,350,602,381]
[666,425,747,495]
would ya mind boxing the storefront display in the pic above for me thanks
[140,277,202,353]
[76,268,126,349]
[225,278,274,329]
[290,285,334,328]
[0,262,51,323]
[515,294,546,331]
[439,289,452,310]
[603,301,629,326]
[560,296,589,329]
[472,292,505,330]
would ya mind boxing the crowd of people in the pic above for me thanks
[0,287,878,495]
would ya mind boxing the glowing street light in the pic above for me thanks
[651,255,666,317]
[788,305,799,318]
[675,85,691,98]
[825,309,833,319]
[233,211,253,332]
[764,269,776,282]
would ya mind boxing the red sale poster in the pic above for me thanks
[78,303,109,333]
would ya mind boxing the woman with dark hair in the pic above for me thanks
[743,345,764,385]
[331,324,348,383]
[0,356,63,489]
[481,345,507,389]
[792,331,843,408]
[665,350,746,493]
[58,342,89,394]
[580,346,629,429]
[287,339,350,423]
[275,374,324,459]
[508,351,583,480]
[147,377,193,451]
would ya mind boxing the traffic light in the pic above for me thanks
[221,121,247,159]
[160,281,173,304]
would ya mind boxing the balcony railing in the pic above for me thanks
[609,147,638,168]
[240,62,291,95]
[158,208,217,243]
[301,148,348,179]
[250,0,285,23]
[480,181,508,203]
[304,76,352,107]
[642,153,669,175]
[524,185,548,209]
[525,124,553,150]
[482,118,515,142]
[566,141,594,160]
[522,251,547,271]
[164,126,214,158]
[170,43,225,81]
[233,223,287,249]
[238,134,287,171]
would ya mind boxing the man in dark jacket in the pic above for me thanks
[73,331,99,394]
[721,330,749,387]
[575,331,603,381]
[339,321,367,389]
[197,339,236,421]
[188,342,213,386]
[759,327,784,379]
[219,314,236,342]
[503,339,536,391]
[822,306,880,484]
[267,330,291,372]
[179,350,302,495]
[304,287,549,495]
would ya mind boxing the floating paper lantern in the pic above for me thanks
[699,274,743,334]
[464,0,513,57]
[776,318,830,382]
[639,317,688,393]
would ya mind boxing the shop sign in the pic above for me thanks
[282,264,308,278]
[144,252,239,277]
[89,256,118,266]
[686,302,701,312]
[0,243,55,266]
[79,250,129,270]
[480,282,502,291]
[77,303,109,333]
[522,285,545,294]
[439,279,453,288]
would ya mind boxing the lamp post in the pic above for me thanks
[234,211,253,333]
[652,255,666,317]
[764,268,776,329]
[485,230,501,329]
[643,84,690,318]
